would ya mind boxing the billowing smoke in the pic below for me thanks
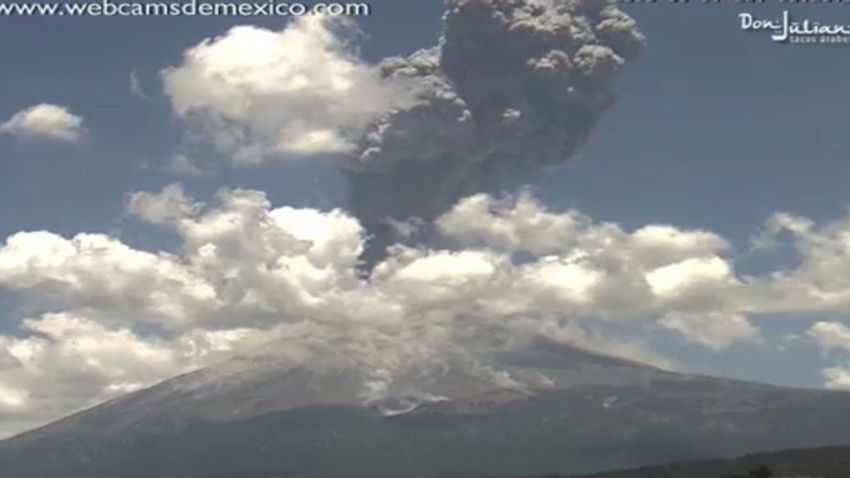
[346,0,644,266]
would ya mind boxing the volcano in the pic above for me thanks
[2,340,850,478]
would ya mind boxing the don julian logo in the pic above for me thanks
[739,10,850,44]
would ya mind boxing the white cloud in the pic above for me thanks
[162,16,411,163]
[0,103,86,143]
[437,192,741,321]
[644,256,739,311]
[437,192,730,265]
[127,183,202,225]
[435,192,594,255]
[660,311,757,349]
[808,321,850,352]
[522,257,605,307]
[0,230,217,329]
[629,225,731,268]
[822,365,850,390]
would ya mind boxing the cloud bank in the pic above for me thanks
[3,185,850,436]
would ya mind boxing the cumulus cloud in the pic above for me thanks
[162,16,411,163]
[0,231,217,330]
[437,192,730,262]
[821,365,850,390]
[809,322,850,353]
[659,311,757,350]
[127,183,202,225]
[436,192,596,255]
[0,104,86,143]
[0,185,776,436]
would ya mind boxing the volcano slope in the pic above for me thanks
[2,341,850,478]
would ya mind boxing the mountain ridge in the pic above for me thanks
[3,341,850,478]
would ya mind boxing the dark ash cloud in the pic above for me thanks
[343,0,645,267]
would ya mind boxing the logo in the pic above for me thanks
[739,11,850,44]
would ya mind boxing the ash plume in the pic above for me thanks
[345,0,645,267]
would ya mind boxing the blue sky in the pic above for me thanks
[1,1,850,430]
